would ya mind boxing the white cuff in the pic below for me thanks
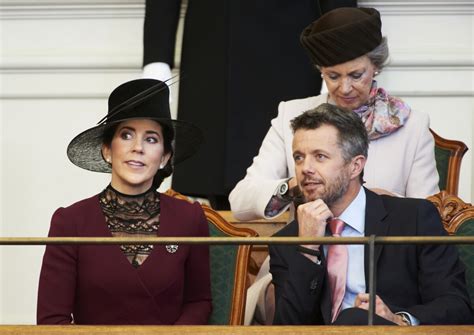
[142,62,173,103]
[142,62,172,81]
[396,311,420,326]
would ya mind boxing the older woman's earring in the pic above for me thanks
[320,74,324,78]
[106,158,111,164]
[374,71,379,75]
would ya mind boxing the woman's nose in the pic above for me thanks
[340,77,353,94]
[132,139,144,153]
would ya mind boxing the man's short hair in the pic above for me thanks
[290,103,369,163]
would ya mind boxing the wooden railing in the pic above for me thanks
[1,235,473,327]
[0,325,472,334]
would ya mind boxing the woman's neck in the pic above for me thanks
[107,183,155,198]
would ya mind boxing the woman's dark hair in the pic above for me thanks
[102,119,175,189]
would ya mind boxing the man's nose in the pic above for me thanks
[302,158,315,174]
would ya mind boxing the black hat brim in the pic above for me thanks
[67,117,203,173]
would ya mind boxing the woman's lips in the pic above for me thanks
[340,96,357,103]
[126,160,145,167]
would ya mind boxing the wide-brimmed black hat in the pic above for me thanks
[300,7,382,67]
[67,78,203,173]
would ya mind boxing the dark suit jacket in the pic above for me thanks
[269,188,473,325]
[37,193,212,325]
[143,0,356,197]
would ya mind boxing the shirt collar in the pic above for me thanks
[338,187,366,234]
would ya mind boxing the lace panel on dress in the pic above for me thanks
[99,185,160,268]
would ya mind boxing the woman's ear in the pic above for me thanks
[160,152,171,169]
[102,145,112,164]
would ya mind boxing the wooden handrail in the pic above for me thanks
[0,325,472,334]
[1,236,474,245]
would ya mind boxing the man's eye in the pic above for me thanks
[316,154,326,160]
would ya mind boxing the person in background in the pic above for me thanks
[37,79,211,325]
[229,7,439,221]
[270,103,472,325]
[143,0,357,209]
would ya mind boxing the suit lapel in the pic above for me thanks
[363,188,389,290]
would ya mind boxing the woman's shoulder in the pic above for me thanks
[406,105,429,124]
[49,194,102,236]
[159,192,202,213]
[277,94,327,119]
[52,194,101,219]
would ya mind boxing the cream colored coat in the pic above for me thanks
[229,93,439,221]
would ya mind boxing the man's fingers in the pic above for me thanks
[357,302,369,310]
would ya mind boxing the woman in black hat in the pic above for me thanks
[230,7,439,222]
[37,79,211,325]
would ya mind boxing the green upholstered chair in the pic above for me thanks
[164,189,257,325]
[430,129,468,196]
[203,206,257,325]
[428,191,474,304]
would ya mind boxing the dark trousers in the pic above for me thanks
[333,308,397,325]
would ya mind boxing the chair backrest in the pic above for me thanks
[430,129,468,195]
[428,191,474,304]
[164,189,257,325]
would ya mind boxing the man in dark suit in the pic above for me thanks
[269,103,473,325]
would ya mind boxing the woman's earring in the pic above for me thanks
[320,74,324,78]
[374,71,379,75]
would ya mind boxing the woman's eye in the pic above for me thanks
[351,73,363,80]
[120,132,132,140]
[328,74,339,81]
[146,137,158,144]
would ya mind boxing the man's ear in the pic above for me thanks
[350,155,366,180]
[102,145,111,164]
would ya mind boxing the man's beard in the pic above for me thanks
[301,169,351,207]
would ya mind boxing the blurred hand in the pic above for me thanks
[142,62,173,103]
[288,177,297,189]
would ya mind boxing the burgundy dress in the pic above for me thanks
[37,189,212,325]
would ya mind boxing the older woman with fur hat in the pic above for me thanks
[231,7,439,325]
[230,7,439,222]
[37,79,211,325]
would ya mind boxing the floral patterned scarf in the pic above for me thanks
[352,80,411,140]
